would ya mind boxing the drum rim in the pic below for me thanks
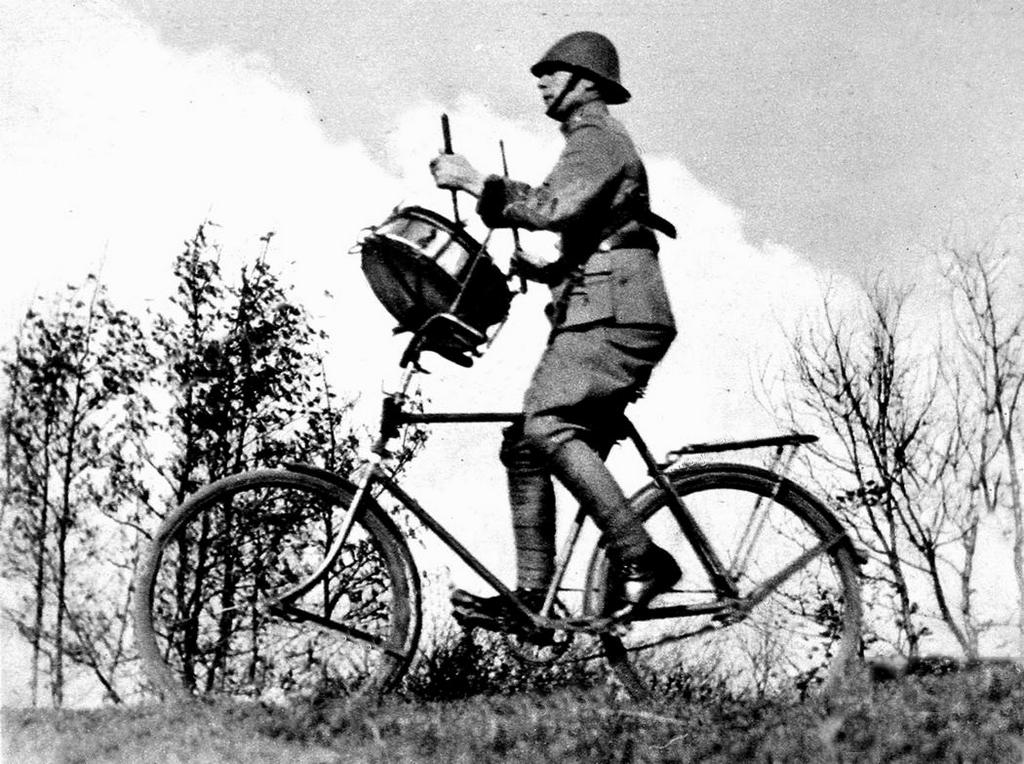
[380,204,484,249]
[362,229,511,291]
[366,231,472,266]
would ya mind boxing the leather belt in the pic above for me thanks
[596,228,658,252]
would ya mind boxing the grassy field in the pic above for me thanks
[4,661,1024,764]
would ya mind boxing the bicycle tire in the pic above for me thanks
[584,463,862,702]
[134,468,421,704]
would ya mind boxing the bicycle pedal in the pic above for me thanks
[451,598,527,633]
[561,615,623,636]
[452,608,506,630]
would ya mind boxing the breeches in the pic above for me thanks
[519,324,675,456]
[500,324,674,587]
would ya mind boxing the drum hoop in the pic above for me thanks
[367,231,463,265]
[365,232,507,282]
[379,205,484,251]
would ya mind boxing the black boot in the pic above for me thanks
[546,440,682,616]
[547,439,653,566]
[617,545,682,609]
[500,426,556,591]
[450,587,548,630]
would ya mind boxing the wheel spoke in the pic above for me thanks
[135,470,420,704]
[592,463,861,700]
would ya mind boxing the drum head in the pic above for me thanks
[359,207,513,341]
[361,234,462,332]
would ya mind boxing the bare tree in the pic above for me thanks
[944,238,1024,655]
[779,283,983,658]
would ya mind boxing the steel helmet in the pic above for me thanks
[530,31,631,104]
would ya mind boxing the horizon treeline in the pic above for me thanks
[1,222,1022,707]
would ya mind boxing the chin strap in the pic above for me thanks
[545,71,582,120]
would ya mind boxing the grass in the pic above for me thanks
[5,660,1023,763]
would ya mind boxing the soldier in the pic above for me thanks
[430,31,680,623]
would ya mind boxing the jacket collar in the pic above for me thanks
[560,99,610,135]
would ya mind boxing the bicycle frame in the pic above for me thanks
[270,362,823,632]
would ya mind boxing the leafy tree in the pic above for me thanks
[139,223,426,697]
[2,223,426,705]
[149,225,346,495]
[1,277,152,705]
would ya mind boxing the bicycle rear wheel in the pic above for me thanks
[586,463,861,702]
[134,468,421,704]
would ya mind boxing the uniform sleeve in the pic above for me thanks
[477,125,624,233]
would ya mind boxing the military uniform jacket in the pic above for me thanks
[476,100,676,333]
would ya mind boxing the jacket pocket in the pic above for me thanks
[561,270,614,328]
[609,249,676,329]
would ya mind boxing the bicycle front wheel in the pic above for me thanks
[586,463,861,702]
[134,468,421,704]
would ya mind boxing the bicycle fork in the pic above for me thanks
[269,369,420,610]
[267,452,385,608]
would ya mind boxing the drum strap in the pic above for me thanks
[449,230,494,316]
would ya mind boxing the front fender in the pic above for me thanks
[280,461,410,544]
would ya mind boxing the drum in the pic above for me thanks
[359,206,513,360]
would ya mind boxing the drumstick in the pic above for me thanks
[441,113,461,225]
[500,140,523,255]
[500,140,528,293]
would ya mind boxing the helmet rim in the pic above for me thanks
[530,31,631,105]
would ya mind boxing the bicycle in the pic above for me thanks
[134,315,864,705]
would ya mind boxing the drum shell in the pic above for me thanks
[360,206,512,337]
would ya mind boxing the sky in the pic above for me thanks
[2,0,1023,704]
[5,1,1021,393]
[121,0,1024,273]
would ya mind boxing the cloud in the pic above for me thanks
[3,2,380,341]
[3,0,862,425]
[2,0,868,635]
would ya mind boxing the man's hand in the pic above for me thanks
[511,250,555,284]
[430,153,485,197]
